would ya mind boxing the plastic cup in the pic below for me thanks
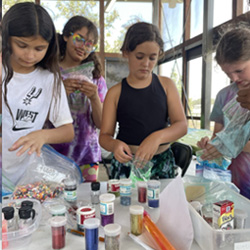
[50,216,67,250]
[104,223,121,250]
[147,180,160,208]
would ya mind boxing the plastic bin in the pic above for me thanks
[188,186,250,250]
[2,198,42,250]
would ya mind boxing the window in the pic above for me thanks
[162,2,183,50]
[213,0,232,27]
[190,0,204,38]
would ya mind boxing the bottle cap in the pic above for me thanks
[129,205,144,215]
[64,178,77,186]
[147,180,161,188]
[137,181,147,188]
[19,206,34,219]
[2,206,15,220]
[21,200,34,209]
[91,181,100,191]
[84,218,100,229]
[100,193,116,203]
[49,204,67,215]
[50,216,67,227]
[120,178,132,186]
[104,223,121,236]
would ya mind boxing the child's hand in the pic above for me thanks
[79,80,98,100]
[8,130,46,157]
[197,136,210,149]
[63,78,79,95]
[200,143,222,160]
[113,140,133,163]
[135,135,159,163]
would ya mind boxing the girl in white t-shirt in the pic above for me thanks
[2,2,74,184]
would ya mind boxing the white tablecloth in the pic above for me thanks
[21,179,202,250]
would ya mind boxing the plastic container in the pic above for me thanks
[49,204,67,217]
[50,216,67,249]
[104,223,121,250]
[84,218,100,250]
[137,181,147,203]
[91,182,101,205]
[119,178,132,206]
[129,205,144,236]
[100,193,115,227]
[63,177,77,202]
[76,206,96,231]
[108,179,120,197]
[2,198,42,250]
[189,187,250,250]
[147,180,160,208]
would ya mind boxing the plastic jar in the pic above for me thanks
[50,216,67,250]
[49,204,67,217]
[76,206,96,231]
[147,180,160,208]
[104,223,121,250]
[84,218,100,250]
[129,205,144,236]
[91,182,101,205]
[100,193,116,227]
[63,177,77,203]
[119,178,132,206]
[18,206,36,230]
[137,181,147,203]
[2,206,17,231]
[234,208,248,229]
[108,179,120,197]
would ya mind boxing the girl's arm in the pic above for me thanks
[135,76,188,161]
[99,84,133,163]
[9,123,74,157]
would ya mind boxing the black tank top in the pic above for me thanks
[116,73,169,145]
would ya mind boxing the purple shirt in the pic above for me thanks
[51,76,107,165]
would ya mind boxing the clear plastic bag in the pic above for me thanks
[12,145,83,202]
[61,61,95,112]
[210,96,250,158]
[126,158,154,188]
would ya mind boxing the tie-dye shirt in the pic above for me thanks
[210,82,250,199]
[50,76,107,165]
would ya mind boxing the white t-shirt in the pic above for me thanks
[2,67,73,185]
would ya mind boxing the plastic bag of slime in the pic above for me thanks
[127,158,153,188]
[210,96,250,159]
[12,145,83,202]
[196,150,231,170]
[61,61,95,112]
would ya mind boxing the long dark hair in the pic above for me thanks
[58,15,102,79]
[121,22,164,59]
[2,2,61,121]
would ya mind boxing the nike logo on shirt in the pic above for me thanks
[12,125,32,131]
